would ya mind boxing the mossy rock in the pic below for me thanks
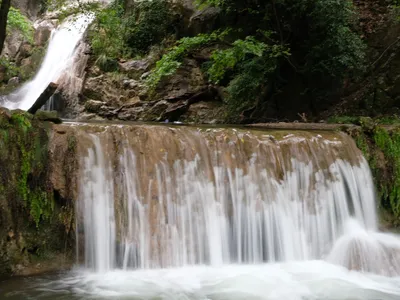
[0,108,73,277]
[34,110,62,124]
[348,125,400,228]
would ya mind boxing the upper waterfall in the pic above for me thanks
[0,0,112,111]
[3,14,93,111]
[60,123,400,276]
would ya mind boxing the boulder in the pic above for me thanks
[156,58,207,101]
[188,6,221,35]
[2,31,24,59]
[181,101,226,124]
[18,42,33,58]
[34,21,55,46]
[11,0,41,20]
[119,59,150,79]
[34,110,62,124]
[85,100,106,113]
[7,77,19,87]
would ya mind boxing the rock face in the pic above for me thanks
[0,108,74,277]
[0,4,49,90]
[78,54,226,123]
[11,0,42,20]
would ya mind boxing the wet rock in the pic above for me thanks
[182,101,226,124]
[7,77,20,87]
[18,43,33,58]
[126,96,141,105]
[0,110,74,277]
[161,100,188,121]
[34,110,62,124]
[156,59,207,101]
[78,113,105,121]
[119,59,150,79]
[0,107,12,124]
[97,105,118,119]
[2,31,24,59]
[19,48,45,79]
[118,106,146,121]
[188,6,221,35]
[34,21,55,46]
[147,100,170,120]
[85,100,106,113]
[11,0,41,20]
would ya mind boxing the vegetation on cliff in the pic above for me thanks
[86,0,367,122]
[0,108,73,277]
[344,118,400,227]
[0,0,34,84]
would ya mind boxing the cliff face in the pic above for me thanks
[0,0,50,93]
[10,0,42,20]
[0,108,74,278]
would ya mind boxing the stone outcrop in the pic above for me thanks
[11,0,42,20]
[0,5,51,90]
[0,108,74,278]
[78,55,226,123]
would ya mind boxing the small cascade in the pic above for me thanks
[3,14,93,111]
[72,124,400,276]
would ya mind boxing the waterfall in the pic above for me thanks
[3,14,93,110]
[74,124,400,277]
[1,0,108,111]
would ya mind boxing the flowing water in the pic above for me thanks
[3,0,397,298]
[0,0,101,111]
[3,124,400,299]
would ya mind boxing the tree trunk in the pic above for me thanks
[0,0,11,55]
[28,82,58,114]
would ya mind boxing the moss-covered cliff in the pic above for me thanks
[0,108,73,278]
[345,119,400,229]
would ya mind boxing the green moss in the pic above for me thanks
[1,110,54,227]
[354,131,369,160]
[351,125,400,224]
[374,128,400,217]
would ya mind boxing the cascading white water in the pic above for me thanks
[3,124,400,300]
[74,124,400,279]
[2,14,93,110]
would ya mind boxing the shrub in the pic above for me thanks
[7,7,34,43]
[123,0,175,56]
[146,30,229,89]
[89,3,126,59]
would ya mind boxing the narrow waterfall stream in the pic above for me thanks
[1,0,104,111]
[3,124,400,300]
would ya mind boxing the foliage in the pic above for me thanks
[207,36,289,113]
[143,0,366,120]
[306,0,366,77]
[0,57,19,81]
[123,0,175,56]
[7,6,34,43]
[207,37,269,84]
[89,3,125,59]
[146,30,229,89]
[372,128,400,220]
[350,125,400,225]
[88,0,175,63]
[0,111,54,227]
[224,55,278,114]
